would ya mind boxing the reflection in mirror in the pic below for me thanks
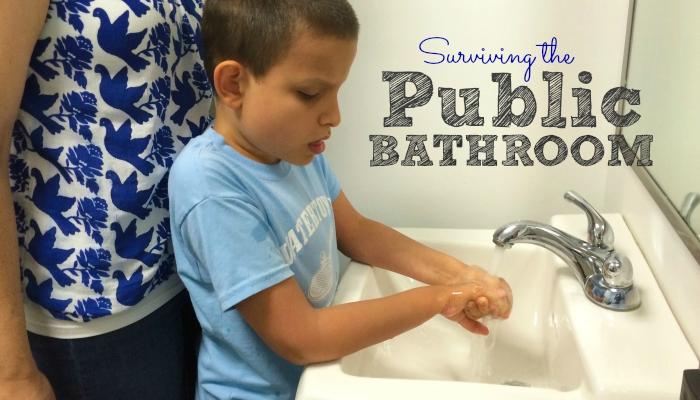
[681,193,700,226]
[621,0,700,242]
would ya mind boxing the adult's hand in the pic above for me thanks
[0,372,56,400]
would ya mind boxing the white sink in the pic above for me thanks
[297,215,698,400]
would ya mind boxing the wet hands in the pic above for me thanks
[459,263,513,317]
[439,273,512,335]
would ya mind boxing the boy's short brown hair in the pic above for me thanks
[202,0,360,83]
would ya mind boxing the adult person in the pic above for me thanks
[0,2,211,399]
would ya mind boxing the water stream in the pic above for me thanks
[469,246,505,382]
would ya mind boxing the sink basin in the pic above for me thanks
[297,215,698,399]
[341,237,583,391]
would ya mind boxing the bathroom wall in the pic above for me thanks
[327,0,631,229]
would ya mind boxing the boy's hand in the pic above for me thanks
[453,262,513,320]
[439,277,512,335]
[464,296,493,321]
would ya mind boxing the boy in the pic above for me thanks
[168,1,513,399]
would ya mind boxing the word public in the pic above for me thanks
[370,71,653,167]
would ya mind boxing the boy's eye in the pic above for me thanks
[297,90,319,101]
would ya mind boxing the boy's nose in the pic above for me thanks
[320,98,341,127]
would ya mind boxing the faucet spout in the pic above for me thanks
[493,221,602,286]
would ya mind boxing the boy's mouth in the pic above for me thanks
[308,138,327,155]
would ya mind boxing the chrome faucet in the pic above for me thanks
[492,191,641,311]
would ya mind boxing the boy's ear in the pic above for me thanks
[213,60,248,109]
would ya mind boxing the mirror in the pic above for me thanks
[621,0,700,247]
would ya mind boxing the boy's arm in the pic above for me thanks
[332,191,498,287]
[0,2,55,399]
[237,274,505,366]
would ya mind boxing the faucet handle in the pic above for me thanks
[564,191,614,249]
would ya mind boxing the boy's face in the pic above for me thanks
[232,29,357,166]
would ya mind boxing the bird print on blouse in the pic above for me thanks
[95,65,153,124]
[10,1,212,323]
[106,171,155,220]
[93,8,151,72]
[20,76,64,135]
[102,118,155,175]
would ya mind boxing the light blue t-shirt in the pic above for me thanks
[169,127,341,400]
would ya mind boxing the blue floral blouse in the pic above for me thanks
[11,0,212,329]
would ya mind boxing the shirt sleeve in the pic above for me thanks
[316,155,341,200]
[179,196,294,311]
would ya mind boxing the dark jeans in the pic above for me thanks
[28,291,200,400]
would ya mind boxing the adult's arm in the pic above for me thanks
[0,2,55,399]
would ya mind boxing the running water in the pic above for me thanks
[483,247,506,347]
[487,246,506,276]
[470,246,506,382]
